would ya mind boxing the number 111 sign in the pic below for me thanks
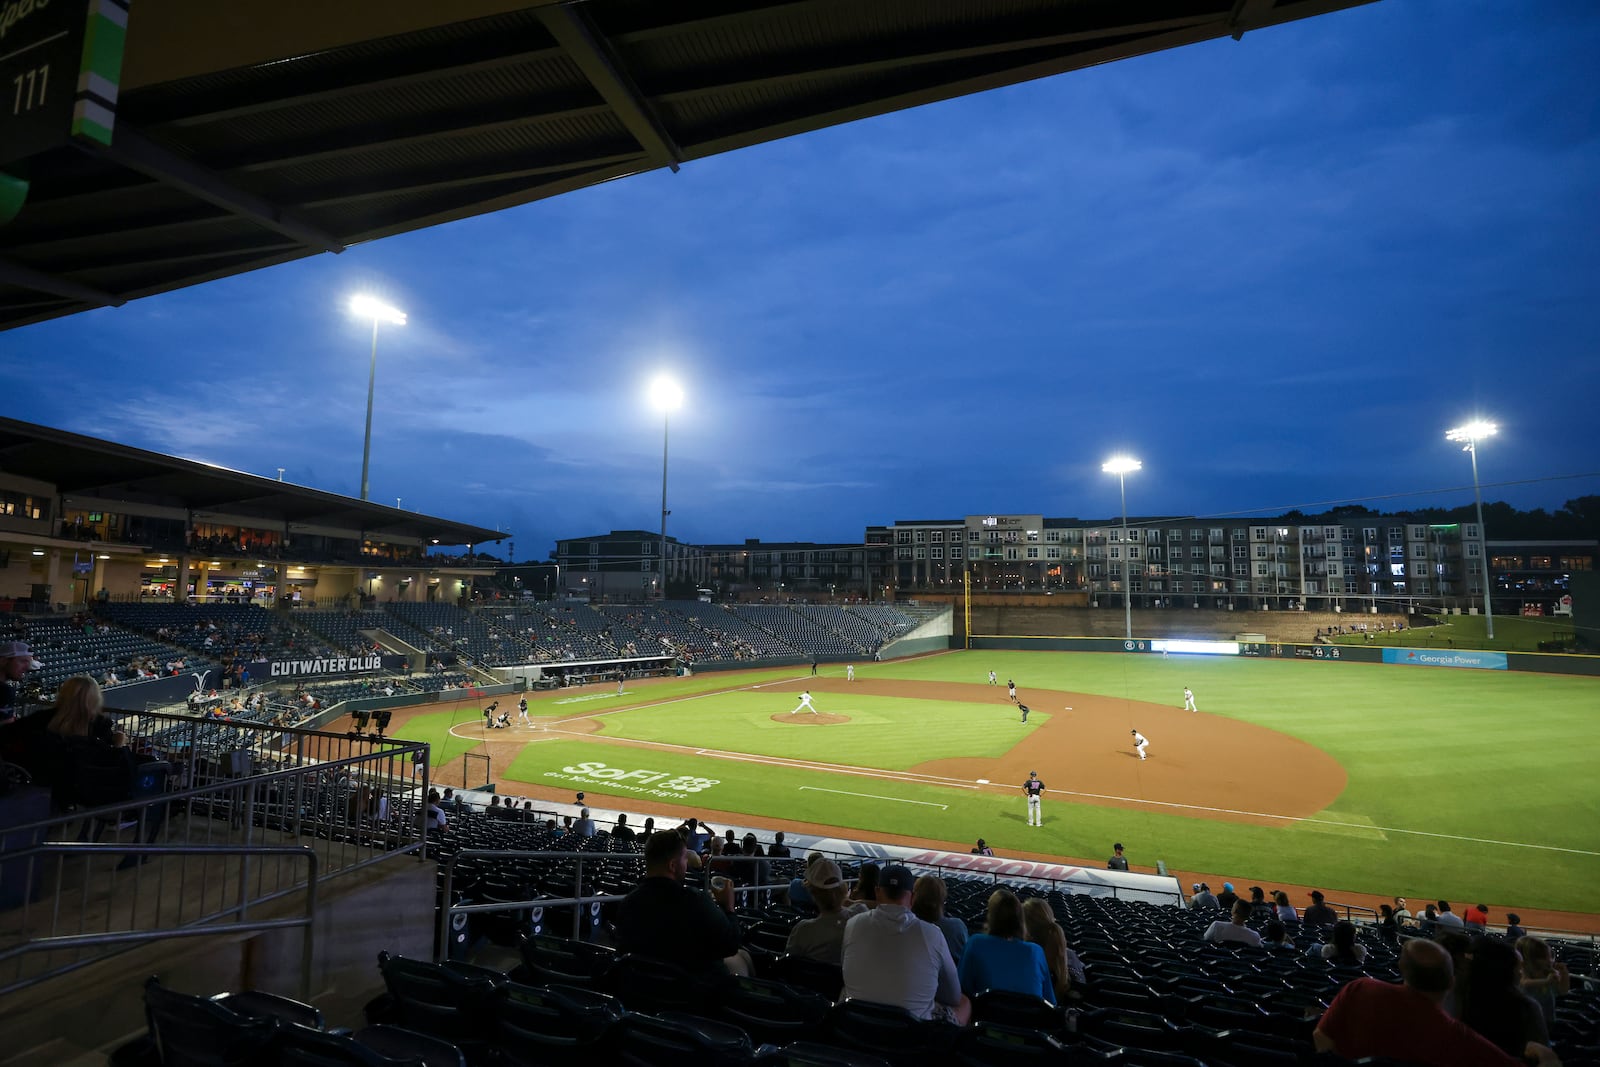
[1,0,130,170]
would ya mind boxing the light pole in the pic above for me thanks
[649,374,684,601]
[1446,420,1497,640]
[349,295,406,501]
[1102,456,1142,641]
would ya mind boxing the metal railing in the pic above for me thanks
[0,844,318,997]
[0,717,429,995]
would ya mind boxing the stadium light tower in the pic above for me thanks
[1445,420,1497,640]
[649,374,684,600]
[1101,456,1142,641]
[349,294,407,501]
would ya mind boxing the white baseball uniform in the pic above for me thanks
[846,664,855,681]
[1133,731,1149,760]
[790,692,817,714]
[1183,688,1197,712]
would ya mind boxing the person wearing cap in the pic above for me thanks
[1107,843,1129,871]
[841,864,970,1026]
[616,825,750,978]
[1216,882,1239,912]
[1189,883,1219,912]
[0,640,42,724]
[784,857,865,966]
[971,838,994,857]
[1504,914,1526,941]
[1305,890,1338,926]
[1022,770,1044,826]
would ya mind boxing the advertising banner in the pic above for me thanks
[1382,647,1508,671]
[248,653,408,680]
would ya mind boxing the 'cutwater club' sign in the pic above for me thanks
[248,654,407,679]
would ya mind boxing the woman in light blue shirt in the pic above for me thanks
[958,889,1054,1004]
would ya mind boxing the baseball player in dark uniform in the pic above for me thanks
[1018,702,1031,723]
[1024,771,1045,826]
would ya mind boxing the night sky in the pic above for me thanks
[5,1,1598,558]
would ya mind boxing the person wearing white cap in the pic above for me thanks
[0,640,42,724]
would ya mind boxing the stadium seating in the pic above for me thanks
[7,615,215,698]
[100,602,340,666]
[728,605,861,658]
[382,603,537,667]
[293,609,394,655]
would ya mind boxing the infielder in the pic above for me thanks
[1183,686,1197,713]
[789,690,818,715]
[516,697,531,727]
[988,670,998,686]
[1024,771,1045,826]
[1007,679,1018,703]
[1131,729,1149,760]
[616,670,626,696]
[846,664,855,681]
[1018,702,1031,724]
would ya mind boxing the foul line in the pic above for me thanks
[800,786,947,809]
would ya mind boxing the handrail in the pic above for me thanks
[0,843,318,997]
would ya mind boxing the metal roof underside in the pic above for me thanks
[0,0,1375,332]
[0,417,505,545]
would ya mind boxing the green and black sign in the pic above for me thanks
[1,0,129,169]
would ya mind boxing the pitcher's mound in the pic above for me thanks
[771,712,850,726]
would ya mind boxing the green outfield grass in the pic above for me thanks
[1325,613,1577,652]
[396,650,1600,914]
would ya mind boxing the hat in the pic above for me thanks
[1029,770,1037,777]
[1113,842,1124,851]
[1193,883,1202,891]
[879,865,915,896]
[1223,883,1233,891]
[1310,890,1324,901]
[0,641,41,668]
[804,858,844,892]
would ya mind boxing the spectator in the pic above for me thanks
[615,827,749,978]
[1420,903,1439,936]
[1517,936,1570,1033]
[1464,903,1489,932]
[573,807,596,838]
[1504,914,1527,942]
[1304,890,1338,926]
[737,833,770,892]
[1272,890,1298,923]
[1435,900,1465,930]
[841,865,970,1025]
[612,813,636,841]
[850,862,880,908]
[1021,897,1076,1002]
[971,838,994,857]
[425,790,448,833]
[1313,939,1560,1067]
[1263,919,1295,950]
[788,853,824,910]
[784,858,863,966]
[1204,900,1264,948]
[1394,896,1413,923]
[1189,883,1219,911]
[1461,937,1549,1058]
[1106,842,1129,871]
[0,640,41,724]
[1215,882,1239,913]
[1314,920,1366,965]
[1377,904,1400,943]
[959,889,1055,1005]
[767,830,791,858]
[911,875,968,966]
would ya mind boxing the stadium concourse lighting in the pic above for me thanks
[1101,456,1142,641]
[1445,420,1498,640]
[348,295,407,502]
[649,374,684,601]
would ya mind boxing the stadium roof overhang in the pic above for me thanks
[0,416,505,546]
[0,0,1375,332]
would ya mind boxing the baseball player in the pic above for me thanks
[1018,702,1031,724]
[1183,686,1197,713]
[516,697,531,727]
[846,664,855,681]
[789,690,818,715]
[988,670,997,686]
[1131,729,1149,760]
[1023,771,1045,826]
[616,670,626,696]
[1007,679,1018,703]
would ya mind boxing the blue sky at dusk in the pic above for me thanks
[5,1,1598,559]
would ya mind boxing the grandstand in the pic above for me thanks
[292,609,394,657]
[728,604,863,658]
[382,603,537,667]
[6,615,215,698]
[489,605,636,662]
[99,603,339,666]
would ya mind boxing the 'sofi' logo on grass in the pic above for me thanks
[545,760,720,799]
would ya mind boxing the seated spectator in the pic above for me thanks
[1314,920,1366,965]
[1517,936,1570,1033]
[1313,938,1560,1067]
[1215,881,1239,912]
[1189,883,1219,911]
[612,813,636,841]
[615,825,749,978]
[766,830,791,858]
[1304,890,1337,926]
[1262,919,1295,950]
[1435,900,1465,930]
[1420,903,1439,935]
[1377,904,1400,942]
[1021,897,1076,1002]
[1272,890,1298,923]
[958,889,1054,1005]
[1462,937,1549,1058]
[1394,896,1413,922]
[911,875,968,966]
[737,833,770,891]
[840,865,969,1026]
[1204,900,1264,947]
[1463,903,1489,932]
[573,807,596,838]
[849,862,880,909]
[787,853,824,910]
[1504,914,1527,942]
[1248,885,1270,920]
[425,790,448,833]
[784,858,863,966]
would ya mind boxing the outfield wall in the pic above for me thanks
[967,636,1600,677]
